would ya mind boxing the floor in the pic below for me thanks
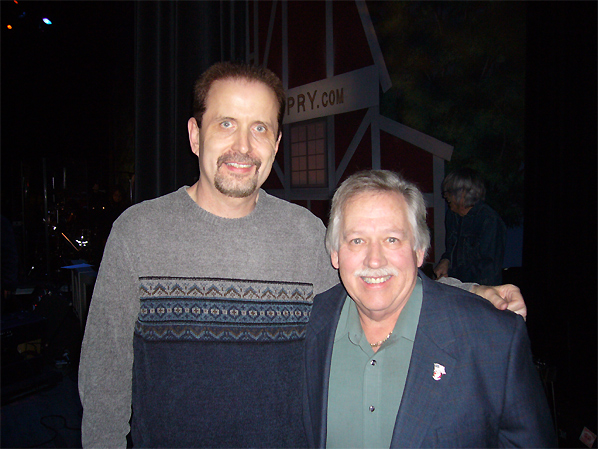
[1,287,84,449]
[1,366,82,448]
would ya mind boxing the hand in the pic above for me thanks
[470,284,527,320]
[434,259,450,279]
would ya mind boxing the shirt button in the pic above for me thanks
[370,360,377,366]
[369,405,375,412]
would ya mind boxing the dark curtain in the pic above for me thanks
[134,0,245,203]
[523,1,597,438]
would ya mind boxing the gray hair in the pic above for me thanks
[442,168,486,208]
[326,170,430,259]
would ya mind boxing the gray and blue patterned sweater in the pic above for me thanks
[78,186,339,448]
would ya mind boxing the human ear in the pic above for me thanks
[331,251,340,270]
[188,117,200,156]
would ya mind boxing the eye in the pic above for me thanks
[255,124,267,133]
[221,120,232,128]
[350,238,363,245]
[387,237,399,244]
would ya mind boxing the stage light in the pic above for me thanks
[42,18,52,25]
[7,24,13,29]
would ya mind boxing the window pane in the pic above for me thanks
[315,122,325,139]
[299,157,306,170]
[308,171,318,185]
[316,154,325,169]
[297,126,306,142]
[292,142,306,156]
[316,139,325,154]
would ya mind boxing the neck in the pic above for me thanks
[358,310,400,353]
[187,181,259,218]
[456,203,473,217]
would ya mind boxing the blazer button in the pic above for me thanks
[369,405,375,412]
[370,360,377,366]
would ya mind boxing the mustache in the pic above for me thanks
[354,267,399,278]
[217,152,262,170]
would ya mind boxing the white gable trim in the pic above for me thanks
[379,116,453,161]
[355,0,392,93]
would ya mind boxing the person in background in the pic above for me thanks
[435,168,507,285]
[304,170,555,448]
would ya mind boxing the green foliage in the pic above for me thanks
[370,1,525,226]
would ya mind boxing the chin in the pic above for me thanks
[215,177,259,198]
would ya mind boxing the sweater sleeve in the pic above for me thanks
[312,221,340,295]
[436,276,477,292]
[78,219,139,448]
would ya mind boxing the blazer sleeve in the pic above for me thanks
[498,317,557,447]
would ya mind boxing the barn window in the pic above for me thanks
[290,120,327,187]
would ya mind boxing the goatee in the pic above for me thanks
[214,153,261,198]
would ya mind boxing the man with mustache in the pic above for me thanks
[303,170,555,448]
[79,62,528,448]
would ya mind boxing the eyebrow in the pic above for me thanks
[214,116,235,123]
[213,116,274,128]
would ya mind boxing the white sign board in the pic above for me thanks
[284,65,379,124]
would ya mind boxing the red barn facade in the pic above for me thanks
[243,0,453,263]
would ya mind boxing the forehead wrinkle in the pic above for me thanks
[205,80,278,120]
[341,222,410,240]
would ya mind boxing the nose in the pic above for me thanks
[364,242,387,269]
[231,127,252,154]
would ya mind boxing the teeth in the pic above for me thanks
[362,276,391,284]
[227,162,252,168]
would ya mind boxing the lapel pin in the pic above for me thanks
[433,363,446,381]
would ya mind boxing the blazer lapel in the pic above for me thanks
[390,275,458,448]
[304,284,346,449]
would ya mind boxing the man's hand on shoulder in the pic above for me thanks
[434,259,450,279]
[470,284,527,320]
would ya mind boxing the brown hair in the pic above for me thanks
[192,61,286,136]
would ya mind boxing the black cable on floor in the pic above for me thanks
[28,414,81,448]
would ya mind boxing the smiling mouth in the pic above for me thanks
[362,275,392,284]
[225,162,253,169]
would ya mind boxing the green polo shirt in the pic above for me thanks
[326,277,423,449]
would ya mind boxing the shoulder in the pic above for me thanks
[474,201,503,221]
[421,274,520,334]
[261,191,323,220]
[111,187,189,232]
[259,190,327,233]
[309,283,345,332]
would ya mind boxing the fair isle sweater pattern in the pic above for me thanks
[135,276,314,342]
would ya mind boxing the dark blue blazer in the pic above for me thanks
[303,272,556,448]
